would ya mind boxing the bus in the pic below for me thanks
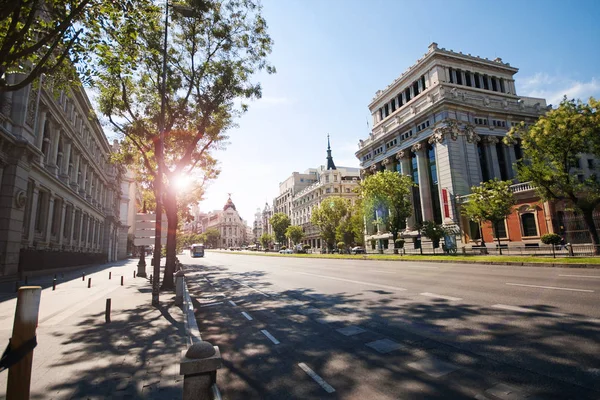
[190,243,205,258]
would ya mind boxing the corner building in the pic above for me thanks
[356,43,551,249]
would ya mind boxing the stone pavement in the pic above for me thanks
[0,259,185,399]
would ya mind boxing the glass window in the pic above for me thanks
[474,73,481,89]
[465,72,472,87]
[496,142,509,181]
[469,220,481,241]
[456,69,463,85]
[494,220,507,238]
[478,142,490,182]
[449,68,454,84]
[521,213,538,237]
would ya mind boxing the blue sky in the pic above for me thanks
[200,0,600,224]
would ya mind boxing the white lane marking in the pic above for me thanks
[420,292,462,301]
[228,300,237,306]
[492,304,600,324]
[241,311,253,320]
[229,278,270,297]
[298,362,335,393]
[199,302,223,308]
[261,329,280,345]
[296,272,406,291]
[506,283,594,293]
[559,274,600,279]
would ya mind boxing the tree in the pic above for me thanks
[541,233,562,258]
[336,199,364,248]
[270,213,291,247]
[97,0,274,289]
[259,233,274,250]
[0,0,153,92]
[420,221,448,253]
[461,179,516,254]
[285,225,304,246]
[358,170,414,254]
[311,196,348,252]
[506,97,600,253]
[204,228,221,249]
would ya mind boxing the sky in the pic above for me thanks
[196,0,600,224]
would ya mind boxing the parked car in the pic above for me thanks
[351,246,365,254]
[279,248,293,254]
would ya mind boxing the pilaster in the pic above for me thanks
[58,202,67,245]
[483,136,501,180]
[413,143,434,222]
[44,193,55,244]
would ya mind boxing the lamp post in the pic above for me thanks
[152,1,197,306]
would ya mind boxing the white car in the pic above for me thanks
[279,249,293,254]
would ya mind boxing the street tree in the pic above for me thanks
[311,196,348,252]
[97,0,274,289]
[420,221,448,252]
[506,97,600,252]
[0,0,153,92]
[358,170,414,254]
[285,225,304,246]
[461,179,515,254]
[270,213,291,247]
[336,199,364,248]
[204,228,221,249]
[259,233,274,250]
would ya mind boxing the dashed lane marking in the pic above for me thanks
[420,292,462,301]
[241,311,253,321]
[492,304,600,324]
[505,282,594,293]
[296,272,406,292]
[261,329,280,345]
[228,278,270,297]
[298,363,335,393]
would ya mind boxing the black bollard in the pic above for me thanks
[52,279,56,291]
[133,271,136,278]
[105,298,111,323]
[82,273,85,281]
[88,278,91,288]
[149,274,153,284]
[121,276,124,286]
[109,271,112,280]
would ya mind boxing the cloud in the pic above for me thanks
[520,72,600,106]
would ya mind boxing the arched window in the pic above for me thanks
[521,213,538,237]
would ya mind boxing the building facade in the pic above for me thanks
[200,196,247,248]
[0,74,126,278]
[356,43,551,249]
[291,138,360,250]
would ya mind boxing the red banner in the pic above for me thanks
[442,189,450,218]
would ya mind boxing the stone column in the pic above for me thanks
[504,144,517,179]
[71,153,80,189]
[69,207,76,246]
[49,129,60,175]
[77,212,84,248]
[60,141,71,183]
[80,163,88,195]
[44,193,55,244]
[413,143,434,222]
[58,202,67,245]
[470,72,476,87]
[461,70,466,85]
[397,150,416,229]
[382,158,393,171]
[27,183,40,247]
[34,110,47,149]
[482,136,501,180]
[84,215,90,247]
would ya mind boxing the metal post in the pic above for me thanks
[109,271,112,280]
[88,278,91,288]
[137,246,147,278]
[121,276,124,286]
[105,299,111,323]
[52,279,56,291]
[7,286,42,400]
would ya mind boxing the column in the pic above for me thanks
[470,72,476,87]
[382,158,393,171]
[444,67,450,82]
[413,143,434,222]
[34,109,47,149]
[44,193,55,243]
[483,136,501,179]
[77,211,83,247]
[60,140,71,182]
[58,202,67,245]
[401,91,407,104]
[504,143,517,179]
[27,183,40,246]
[461,70,466,85]
[397,151,416,229]
[409,85,415,99]
[80,163,88,195]
[69,207,76,245]
[479,74,485,89]
[71,153,80,188]
[487,76,493,91]
[49,129,60,174]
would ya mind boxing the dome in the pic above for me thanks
[223,196,236,211]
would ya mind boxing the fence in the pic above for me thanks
[365,243,600,257]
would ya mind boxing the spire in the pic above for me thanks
[326,134,336,170]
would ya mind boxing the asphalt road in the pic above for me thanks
[184,251,600,399]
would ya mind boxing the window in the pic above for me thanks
[35,191,48,233]
[499,79,505,93]
[469,220,481,241]
[465,72,472,87]
[475,118,488,126]
[492,120,506,128]
[413,81,419,96]
[483,75,489,90]
[390,98,396,112]
[384,104,389,117]
[588,159,595,169]
[491,77,498,92]
[334,188,339,193]
[397,94,403,107]
[456,69,463,85]
[421,75,426,90]
[497,142,509,181]
[405,88,411,102]
[449,68,454,84]
[427,144,442,224]
[325,176,329,183]
[478,142,490,182]
[521,213,538,237]
[494,220,507,239]
[474,73,481,88]
[334,175,337,182]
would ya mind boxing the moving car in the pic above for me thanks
[351,246,365,254]
[279,248,293,254]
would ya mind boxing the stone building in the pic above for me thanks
[200,196,247,248]
[356,43,553,250]
[291,137,360,250]
[0,74,126,278]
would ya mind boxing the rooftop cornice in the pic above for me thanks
[369,42,519,107]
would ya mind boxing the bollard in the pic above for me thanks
[180,341,222,400]
[109,271,112,280]
[121,276,124,286]
[7,286,42,399]
[105,298,111,323]
[150,274,153,284]
[133,270,136,278]
[52,279,56,291]
[82,273,85,281]
[175,270,185,306]
[88,278,91,288]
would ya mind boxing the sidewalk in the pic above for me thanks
[0,259,185,399]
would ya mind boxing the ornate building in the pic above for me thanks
[356,43,553,249]
[291,137,360,250]
[200,196,248,248]
[0,74,127,278]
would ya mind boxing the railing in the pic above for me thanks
[510,182,534,193]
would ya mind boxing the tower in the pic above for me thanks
[326,134,337,170]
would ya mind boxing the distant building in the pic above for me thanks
[290,137,360,250]
[252,208,262,244]
[200,196,247,248]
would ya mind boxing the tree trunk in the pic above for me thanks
[494,223,503,255]
[392,231,398,254]
[581,207,600,255]
[162,189,177,290]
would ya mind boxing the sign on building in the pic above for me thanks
[134,213,167,246]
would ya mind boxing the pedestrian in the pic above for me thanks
[560,236,566,250]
